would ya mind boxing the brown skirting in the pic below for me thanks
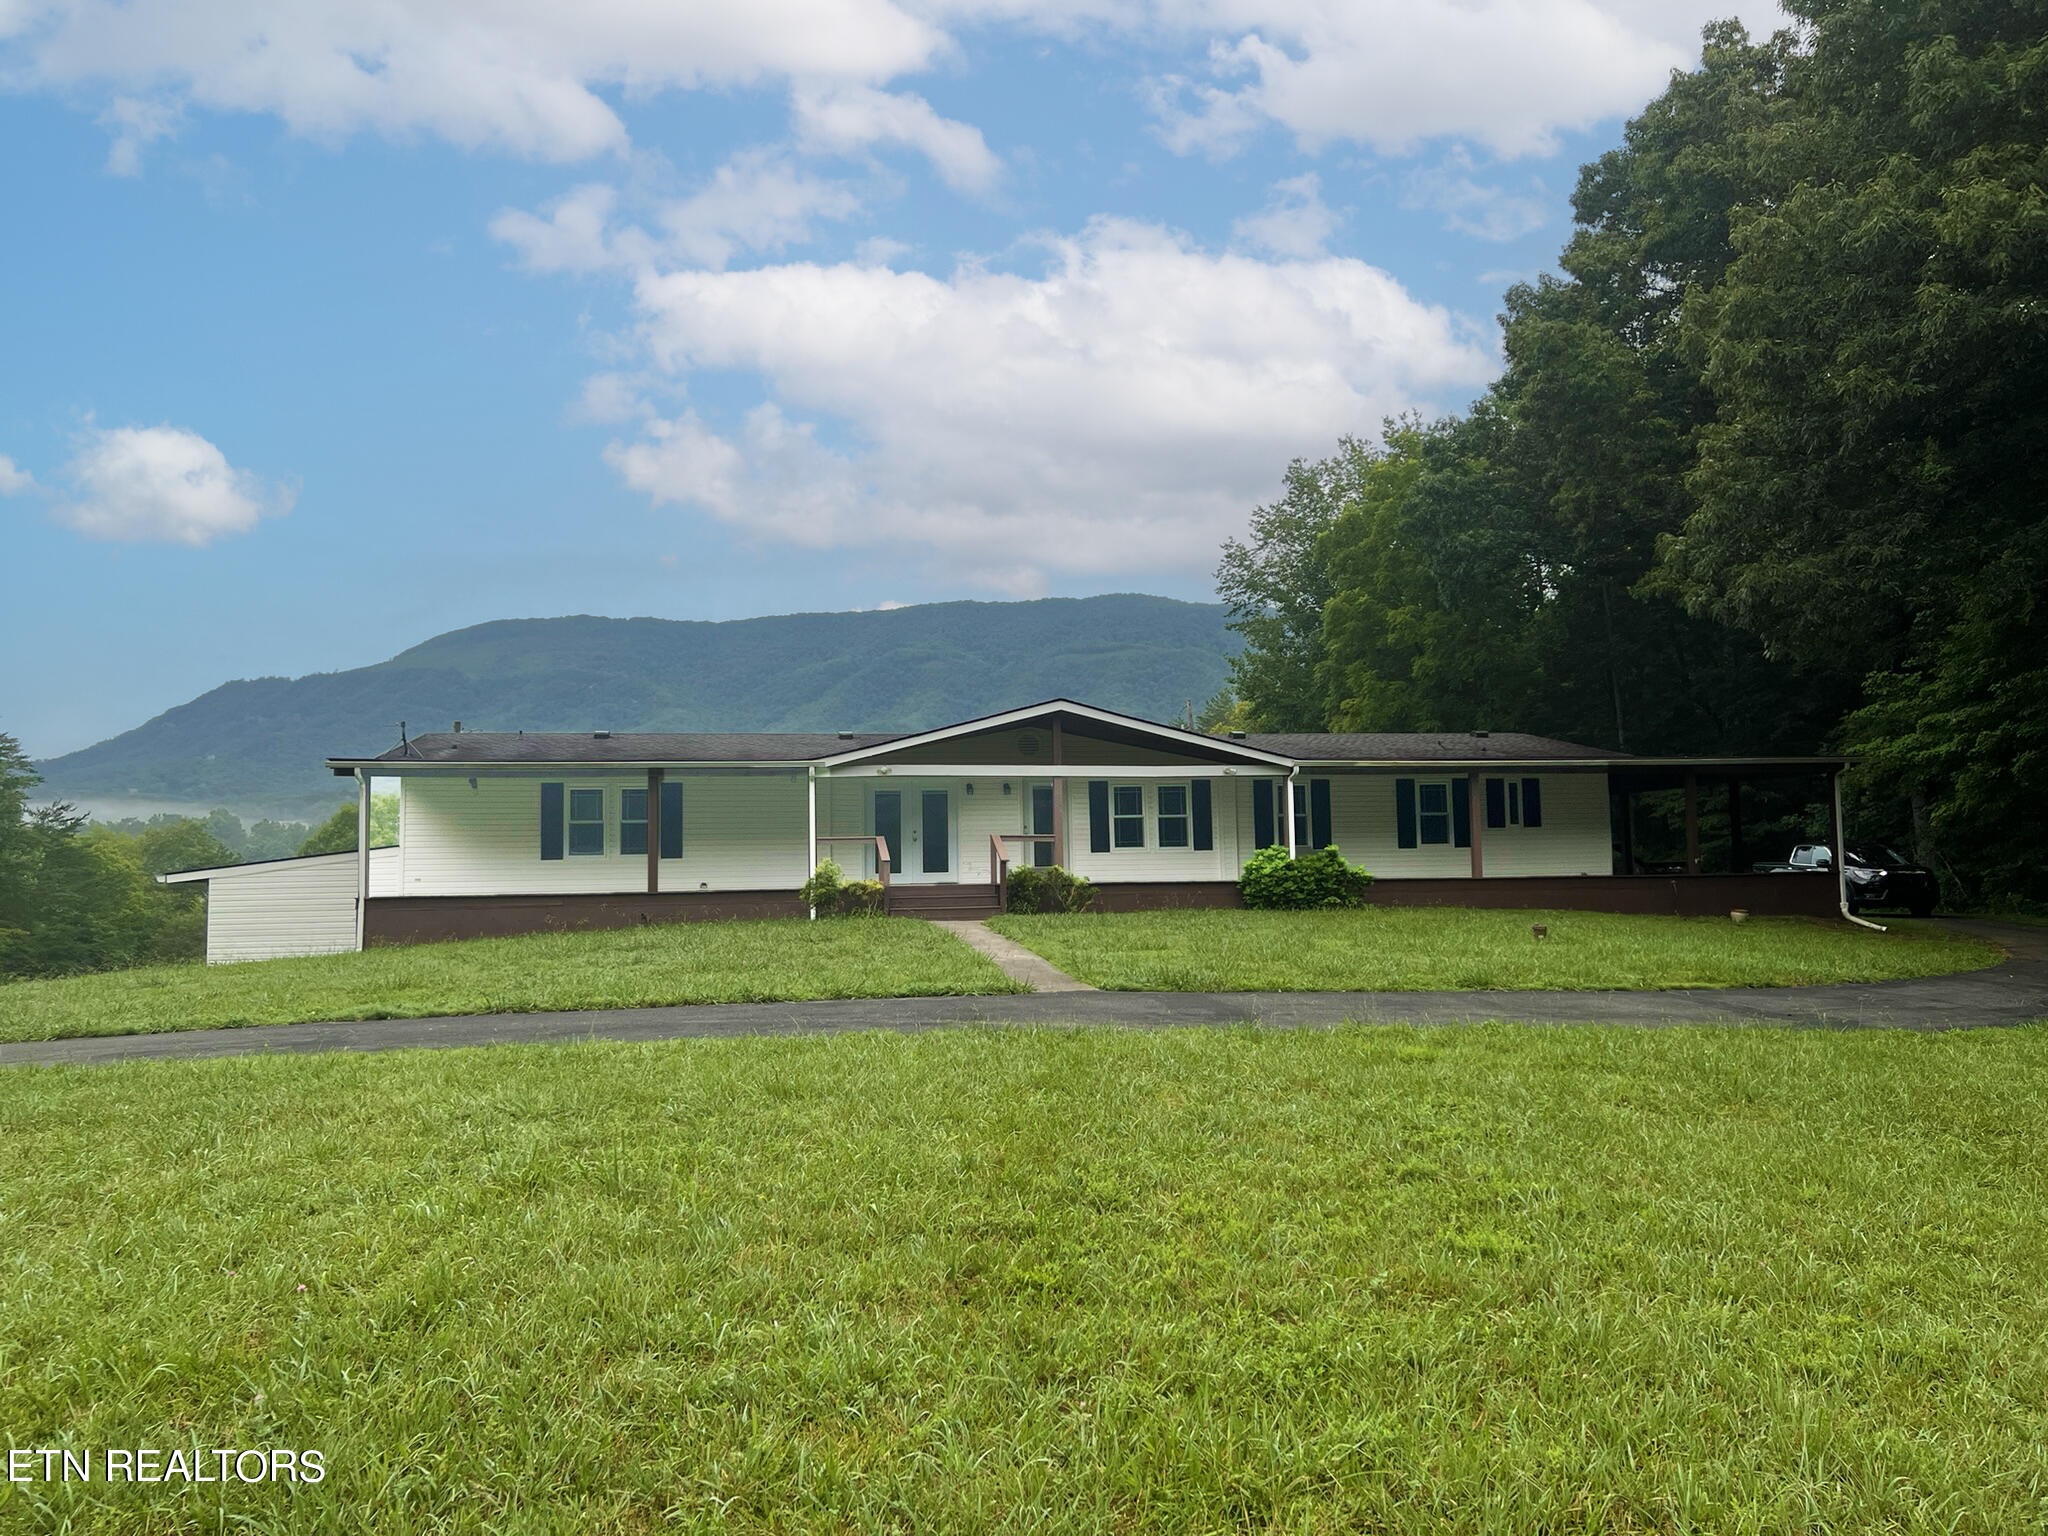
[365,891,806,946]
[1361,872,1841,918]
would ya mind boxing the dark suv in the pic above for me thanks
[1843,844,1939,918]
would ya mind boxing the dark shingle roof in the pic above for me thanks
[1237,731,1623,761]
[363,731,909,765]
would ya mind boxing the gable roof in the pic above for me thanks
[326,700,1297,772]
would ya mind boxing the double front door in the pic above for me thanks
[875,789,951,882]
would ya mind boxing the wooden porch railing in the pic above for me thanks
[813,834,892,888]
[988,832,1055,912]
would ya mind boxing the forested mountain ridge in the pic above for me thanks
[37,595,1236,818]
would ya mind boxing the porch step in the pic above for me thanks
[887,886,1001,920]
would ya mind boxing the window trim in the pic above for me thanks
[567,786,606,857]
[1156,782,1190,849]
[1110,783,1146,849]
[1416,780,1452,846]
[619,787,648,856]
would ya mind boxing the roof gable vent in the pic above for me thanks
[1017,733,1040,757]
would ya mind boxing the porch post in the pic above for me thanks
[355,768,370,951]
[1826,766,1844,878]
[646,768,661,895]
[1727,776,1744,873]
[1050,720,1066,867]
[806,766,818,920]
[1468,772,1485,879]
[1284,768,1298,858]
[1683,769,1701,875]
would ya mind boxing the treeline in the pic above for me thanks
[1214,2,2045,908]
[1,733,398,979]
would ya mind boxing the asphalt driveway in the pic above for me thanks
[2,920,2041,1069]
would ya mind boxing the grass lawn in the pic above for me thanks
[0,917,1022,1044]
[4,1023,2047,1532]
[990,908,2001,992]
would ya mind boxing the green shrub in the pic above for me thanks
[801,860,885,917]
[1238,844,1374,909]
[800,859,846,911]
[1004,863,1097,914]
[835,879,885,917]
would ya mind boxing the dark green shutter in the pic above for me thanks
[660,781,683,858]
[1521,777,1542,828]
[1395,778,1417,849]
[540,782,564,860]
[1309,778,1331,849]
[1453,778,1471,848]
[1088,781,1111,853]
[1485,777,1506,829]
[1192,780,1213,850]
[1253,780,1275,848]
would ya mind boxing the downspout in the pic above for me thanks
[1833,767,1886,932]
[806,766,818,921]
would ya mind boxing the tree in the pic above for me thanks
[298,795,400,856]
[1214,442,1378,729]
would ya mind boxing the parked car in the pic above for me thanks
[1752,842,1938,916]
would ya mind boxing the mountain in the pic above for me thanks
[36,595,1238,819]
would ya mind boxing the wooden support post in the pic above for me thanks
[355,768,371,951]
[1683,769,1701,875]
[1727,776,1744,874]
[1468,772,1485,880]
[1284,770,1297,858]
[1050,720,1066,868]
[806,767,817,919]
[1826,768,1844,875]
[646,768,661,895]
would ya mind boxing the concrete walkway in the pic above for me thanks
[2,921,2041,1070]
[933,919,1095,992]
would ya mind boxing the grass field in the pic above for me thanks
[0,917,1021,1044]
[990,908,2000,992]
[4,1022,2047,1532]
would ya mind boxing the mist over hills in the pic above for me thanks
[36,595,1237,819]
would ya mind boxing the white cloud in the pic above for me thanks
[1402,149,1549,242]
[55,424,292,545]
[603,217,1495,589]
[7,0,1787,188]
[7,0,945,163]
[790,82,1001,194]
[1137,0,1785,160]
[492,151,863,274]
[1231,172,1337,258]
[97,93,180,174]
[0,455,34,494]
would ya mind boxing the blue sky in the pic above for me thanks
[1,0,1775,758]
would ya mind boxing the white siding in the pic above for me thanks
[1067,774,1247,884]
[397,772,810,896]
[1321,770,1611,879]
[201,848,398,964]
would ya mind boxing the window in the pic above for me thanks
[1417,781,1451,845]
[1111,784,1145,848]
[619,788,648,855]
[568,788,605,855]
[1292,783,1309,848]
[1157,784,1189,848]
[1507,779,1521,825]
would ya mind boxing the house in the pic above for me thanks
[160,698,1848,963]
